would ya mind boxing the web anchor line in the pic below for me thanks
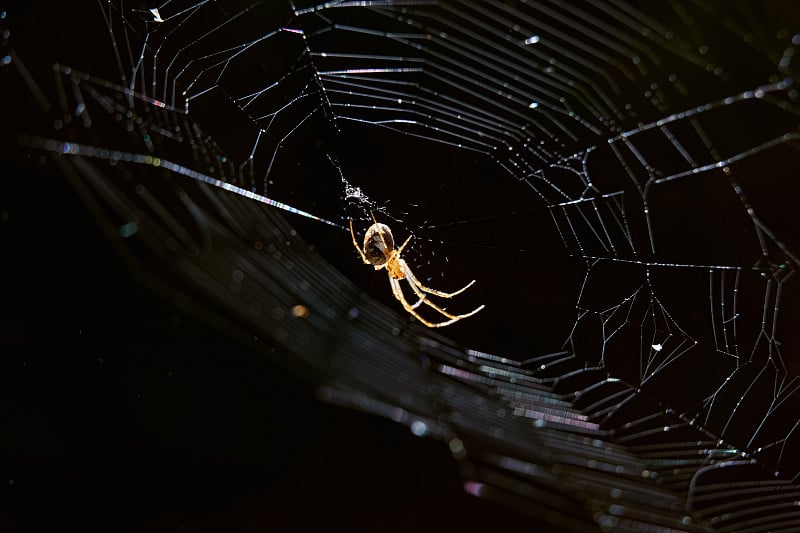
[23,137,345,230]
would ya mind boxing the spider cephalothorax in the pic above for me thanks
[350,213,484,328]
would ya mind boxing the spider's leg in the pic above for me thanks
[408,292,426,310]
[388,275,425,310]
[404,276,458,319]
[404,271,485,322]
[401,258,476,298]
[397,235,412,255]
[349,219,370,264]
[390,277,461,328]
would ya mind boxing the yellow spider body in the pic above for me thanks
[350,215,484,328]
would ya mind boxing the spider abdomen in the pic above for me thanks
[363,223,394,266]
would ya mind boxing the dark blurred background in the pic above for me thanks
[3,1,800,531]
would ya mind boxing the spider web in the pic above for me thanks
[3,1,800,531]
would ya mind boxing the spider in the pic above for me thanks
[349,213,485,328]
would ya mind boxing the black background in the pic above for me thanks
[2,162,539,531]
[1,3,538,531]
[3,1,800,532]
